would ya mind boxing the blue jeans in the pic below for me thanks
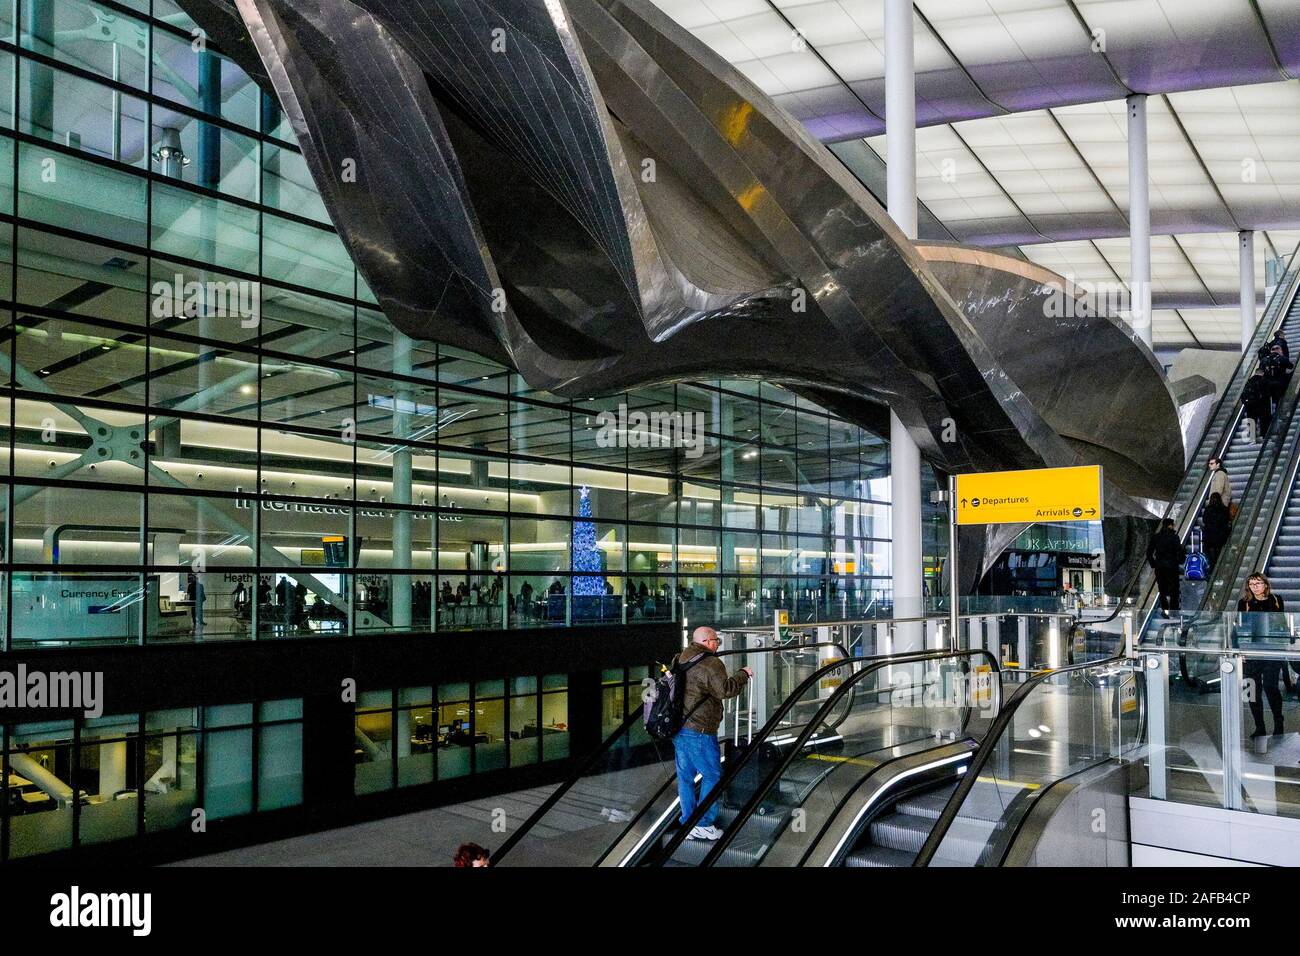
[673,727,722,827]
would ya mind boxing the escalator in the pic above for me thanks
[649,614,1135,868]
[1217,343,1300,607]
[914,656,1145,867]
[1131,256,1300,694]
[1266,480,1300,605]
[1144,277,1300,695]
[491,638,860,867]
[645,649,1002,867]
[1130,256,1300,641]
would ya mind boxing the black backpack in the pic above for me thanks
[643,653,705,741]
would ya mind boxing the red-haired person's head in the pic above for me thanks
[454,842,490,867]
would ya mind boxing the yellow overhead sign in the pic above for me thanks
[954,465,1102,526]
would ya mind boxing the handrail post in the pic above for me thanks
[1221,654,1245,811]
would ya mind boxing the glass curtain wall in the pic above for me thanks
[0,0,892,652]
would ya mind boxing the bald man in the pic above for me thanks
[672,625,753,840]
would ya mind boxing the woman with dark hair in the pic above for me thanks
[453,842,490,867]
[1239,573,1286,739]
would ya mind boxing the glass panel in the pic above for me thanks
[19,142,147,246]
[151,107,258,200]
[202,726,251,819]
[11,570,144,647]
[143,730,197,834]
[927,659,1142,867]
[262,141,327,223]
[21,60,145,165]
[495,645,809,867]
[150,183,258,272]
[258,721,301,810]
[354,706,392,795]
[7,719,75,858]
[17,228,145,326]
[151,30,256,129]
[398,705,434,787]
[542,689,569,761]
[437,684,472,781]
[474,697,506,772]
[77,713,137,845]
[509,693,539,766]
[24,0,148,89]
[261,215,353,297]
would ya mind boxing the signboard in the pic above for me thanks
[1120,676,1138,714]
[955,465,1102,527]
[973,664,994,709]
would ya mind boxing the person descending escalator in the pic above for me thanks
[1200,492,1231,572]
[1259,330,1290,365]
[1207,456,1233,510]
[1263,345,1293,414]
[1147,518,1185,618]
[1238,574,1286,742]
[1243,368,1273,444]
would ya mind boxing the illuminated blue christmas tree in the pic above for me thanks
[572,485,606,595]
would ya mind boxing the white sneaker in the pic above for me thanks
[688,825,723,841]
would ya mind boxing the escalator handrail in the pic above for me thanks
[491,640,849,863]
[1217,368,1300,609]
[1203,347,1300,612]
[650,647,1001,867]
[801,739,977,867]
[985,663,1149,867]
[911,653,1141,866]
[593,644,925,866]
[1125,258,1300,629]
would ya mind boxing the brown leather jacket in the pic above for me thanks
[672,643,750,735]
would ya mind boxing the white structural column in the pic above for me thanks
[885,0,917,239]
[1127,94,1152,349]
[1240,230,1256,352]
[885,0,923,641]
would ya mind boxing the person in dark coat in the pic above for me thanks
[1243,368,1273,442]
[1147,518,1185,617]
[1239,573,1286,739]
[1200,492,1231,571]
[1260,330,1289,364]
[1263,345,1293,409]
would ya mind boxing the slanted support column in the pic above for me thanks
[1241,230,1256,353]
[886,0,923,642]
[1127,94,1152,349]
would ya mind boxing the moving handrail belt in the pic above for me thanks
[648,648,1001,867]
[492,639,850,864]
[598,645,937,867]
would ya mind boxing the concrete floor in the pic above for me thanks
[168,785,559,867]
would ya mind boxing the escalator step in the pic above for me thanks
[925,818,1007,865]
[844,845,916,868]
[670,838,716,866]
[894,785,958,820]
[869,811,933,852]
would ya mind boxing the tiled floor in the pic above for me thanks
[168,785,559,867]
